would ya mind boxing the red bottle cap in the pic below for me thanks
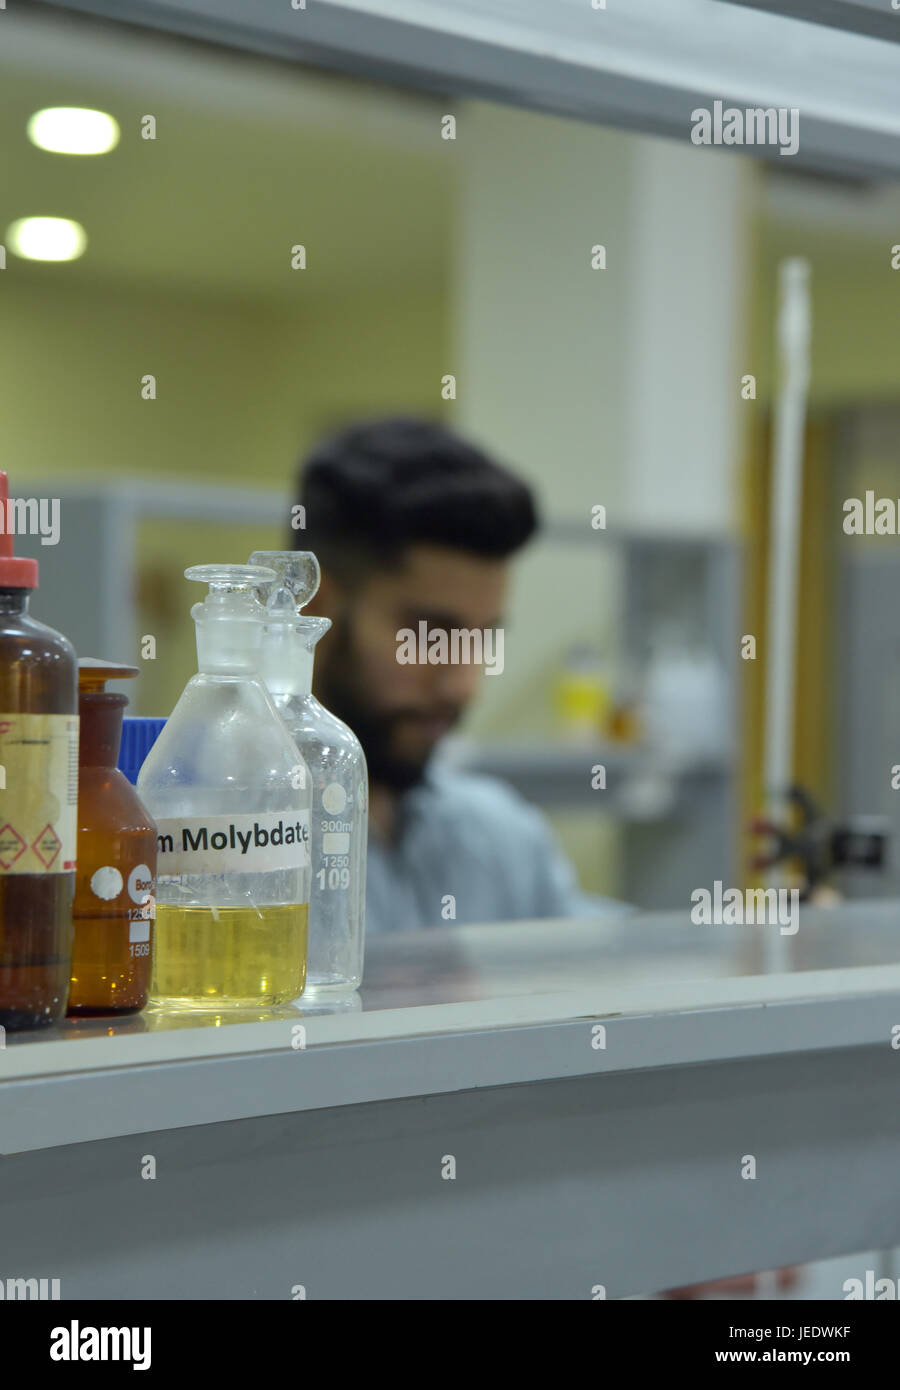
[0,472,39,589]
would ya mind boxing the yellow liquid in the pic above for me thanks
[150,903,308,1009]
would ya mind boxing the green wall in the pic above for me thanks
[1,272,449,714]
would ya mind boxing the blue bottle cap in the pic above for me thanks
[118,716,167,785]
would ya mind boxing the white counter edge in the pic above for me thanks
[1,964,899,1155]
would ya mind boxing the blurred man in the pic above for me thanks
[293,416,624,934]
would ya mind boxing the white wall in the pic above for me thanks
[453,102,634,746]
[622,137,748,536]
[451,105,750,895]
[453,105,749,744]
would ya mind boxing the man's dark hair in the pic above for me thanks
[293,416,538,583]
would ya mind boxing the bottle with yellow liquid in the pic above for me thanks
[137,565,311,1010]
[69,659,157,1015]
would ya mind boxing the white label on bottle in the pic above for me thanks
[322,783,347,815]
[90,865,124,901]
[128,863,154,905]
[0,713,79,874]
[322,831,350,854]
[154,811,310,875]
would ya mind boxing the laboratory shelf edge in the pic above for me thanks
[2,962,899,1157]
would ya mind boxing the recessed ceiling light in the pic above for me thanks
[6,217,87,262]
[27,107,119,156]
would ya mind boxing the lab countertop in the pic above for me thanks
[2,900,899,1154]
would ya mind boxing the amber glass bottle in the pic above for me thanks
[69,660,157,1015]
[0,472,78,1031]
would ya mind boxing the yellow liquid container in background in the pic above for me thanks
[554,647,612,740]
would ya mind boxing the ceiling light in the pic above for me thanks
[6,217,87,262]
[27,107,119,156]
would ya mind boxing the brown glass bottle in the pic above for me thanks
[0,473,78,1031]
[69,660,157,1015]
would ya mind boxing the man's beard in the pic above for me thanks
[314,615,456,793]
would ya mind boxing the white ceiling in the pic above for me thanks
[3,3,894,305]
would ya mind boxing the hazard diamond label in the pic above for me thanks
[32,823,61,870]
[0,823,26,870]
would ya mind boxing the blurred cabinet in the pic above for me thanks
[459,529,741,910]
[16,479,285,713]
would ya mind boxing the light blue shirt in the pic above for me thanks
[365,766,628,933]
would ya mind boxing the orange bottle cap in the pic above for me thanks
[0,472,39,589]
[78,658,140,692]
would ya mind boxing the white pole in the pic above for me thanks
[756,263,811,1305]
[762,258,811,980]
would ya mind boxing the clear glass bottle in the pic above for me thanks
[251,550,367,994]
[137,565,312,1009]
[0,470,78,1031]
